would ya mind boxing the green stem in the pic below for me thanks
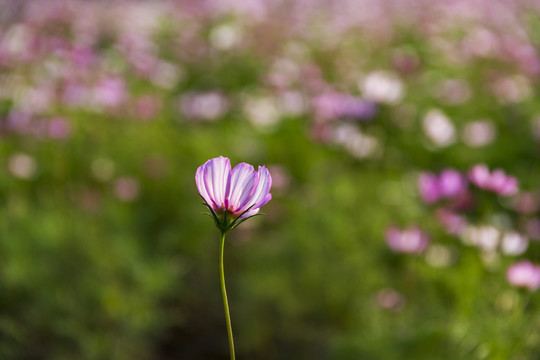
[220,231,236,360]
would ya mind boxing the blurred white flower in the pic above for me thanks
[462,225,500,252]
[462,27,498,58]
[210,24,242,50]
[435,79,471,105]
[244,96,281,131]
[151,61,183,90]
[492,75,531,104]
[278,91,306,116]
[16,86,55,114]
[501,232,528,256]
[2,24,33,59]
[422,109,456,147]
[267,58,301,88]
[8,153,37,179]
[462,120,496,147]
[180,91,229,121]
[332,124,379,158]
[118,3,167,34]
[360,70,404,104]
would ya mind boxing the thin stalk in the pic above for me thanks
[220,231,236,360]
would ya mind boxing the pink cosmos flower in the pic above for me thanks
[506,261,540,291]
[469,164,518,196]
[386,226,429,254]
[417,169,467,204]
[436,208,467,235]
[312,92,376,121]
[93,77,127,108]
[439,169,466,197]
[418,172,440,203]
[196,156,272,232]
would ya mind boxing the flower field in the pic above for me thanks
[1,0,540,359]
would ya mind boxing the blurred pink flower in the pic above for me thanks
[115,177,140,202]
[47,117,71,139]
[180,91,229,121]
[525,219,540,240]
[512,192,540,214]
[93,77,127,108]
[266,165,290,193]
[375,288,405,311]
[62,82,90,108]
[312,92,376,122]
[134,95,162,120]
[69,46,96,68]
[469,164,518,196]
[439,169,466,197]
[418,172,440,203]
[418,169,467,204]
[507,261,540,291]
[436,208,466,235]
[386,226,429,254]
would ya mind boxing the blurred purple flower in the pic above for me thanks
[93,77,127,108]
[69,46,96,68]
[62,82,89,108]
[180,91,229,121]
[115,177,140,202]
[512,192,540,214]
[134,95,162,120]
[418,172,440,204]
[313,92,376,122]
[375,288,405,311]
[469,164,518,196]
[47,117,71,139]
[439,169,466,197]
[507,261,540,291]
[386,226,429,254]
[196,156,272,232]
[436,208,466,235]
[418,169,467,204]
[526,219,540,240]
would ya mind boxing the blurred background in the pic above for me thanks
[1,0,540,359]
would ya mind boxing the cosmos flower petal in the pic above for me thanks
[241,166,272,211]
[239,207,260,219]
[228,163,258,211]
[202,156,231,209]
[196,164,213,207]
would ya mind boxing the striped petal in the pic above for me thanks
[239,166,272,218]
[239,207,260,219]
[202,156,231,210]
[195,163,213,207]
[227,162,258,212]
